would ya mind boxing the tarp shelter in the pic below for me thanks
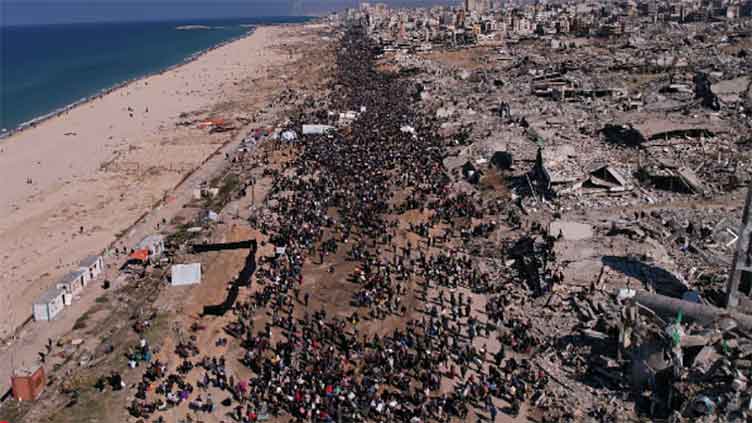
[171,263,202,286]
[281,130,298,141]
[135,234,165,257]
[302,124,335,135]
[197,118,226,128]
[33,287,65,321]
[129,249,150,263]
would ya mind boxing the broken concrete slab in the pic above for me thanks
[549,221,594,241]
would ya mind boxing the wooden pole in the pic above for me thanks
[726,183,752,308]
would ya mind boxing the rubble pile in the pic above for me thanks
[358,5,752,422]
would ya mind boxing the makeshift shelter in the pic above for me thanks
[129,249,150,263]
[302,124,335,135]
[79,255,104,285]
[134,234,165,257]
[11,366,45,401]
[281,130,298,142]
[33,287,65,321]
[56,269,85,297]
[197,118,226,129]
[171,263,202,286]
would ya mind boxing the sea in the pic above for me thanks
[0,17,311,133]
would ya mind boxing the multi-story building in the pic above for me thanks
[466,0,493,14]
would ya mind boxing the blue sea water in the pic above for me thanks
[0,17,311,132]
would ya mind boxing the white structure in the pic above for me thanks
[56,270,85,297]
[79,255,104,285]
[302,124,335,135]
[135,234,166,257]
[281,130,298,141]
[33,288,65,321]
[171,263,202,286]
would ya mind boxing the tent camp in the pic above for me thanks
[171,263,202,286]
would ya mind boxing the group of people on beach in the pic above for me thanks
[125,25,549,423]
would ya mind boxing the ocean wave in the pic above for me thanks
[176,25,212,31]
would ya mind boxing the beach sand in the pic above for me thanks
[0,25,305,337]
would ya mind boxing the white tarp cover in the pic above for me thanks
[302,124,335,135]
[171,263,202,286]
[281,130,298,141]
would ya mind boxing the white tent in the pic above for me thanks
[281,130,298,141]
[171,263,202,286]
[302,124,335,135]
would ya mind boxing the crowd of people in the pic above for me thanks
[124,24,552,423]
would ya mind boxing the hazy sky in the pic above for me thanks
[0,1,456,26]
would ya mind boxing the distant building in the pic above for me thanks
[465,0,492,14]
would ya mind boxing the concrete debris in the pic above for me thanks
[346,4,752,420]
[549,220,594,241]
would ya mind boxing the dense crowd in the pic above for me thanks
[124,25,550,423]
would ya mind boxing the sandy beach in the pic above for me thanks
[0,24,302,337]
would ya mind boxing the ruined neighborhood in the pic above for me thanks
[2,1,752,422]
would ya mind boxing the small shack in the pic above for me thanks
[135,235,165,258]
[171,263,202,286]
[79,255,104,284]
[33,287,65,321]
[56,269,85,299]
[11,366,45,401]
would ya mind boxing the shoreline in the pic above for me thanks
[0,23,308,342]
[0,21,326,400]
[0,27,257,139]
